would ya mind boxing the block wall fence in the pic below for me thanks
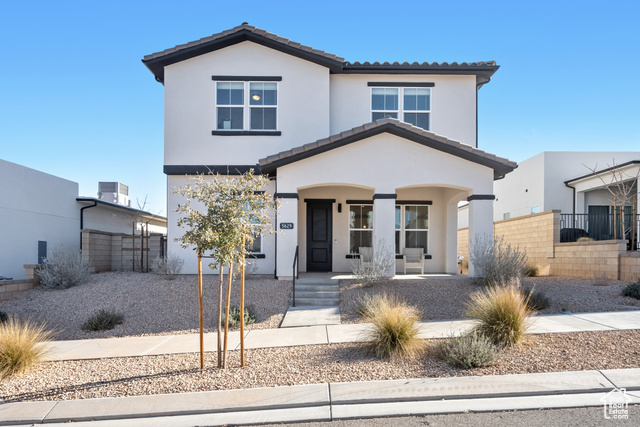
[458,210,640,281]
[81,229,165,273]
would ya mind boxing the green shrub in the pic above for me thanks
[82,309,124,332]
[436,332,502,369]
[0,316,53,378]
[0,311,8,324]
[38,245,90,289]
[522,264,539,277]
[465,284,532,346]
[222,305,256,328]
[521,287,550,311]
[361,294,424,360]
[622,281,640,300]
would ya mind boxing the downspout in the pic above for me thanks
[79,201,98,250]
[564,181,576,227]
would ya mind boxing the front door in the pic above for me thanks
[306,200,332,271]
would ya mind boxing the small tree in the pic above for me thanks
[584,160,639,246]
[174,170,278,369]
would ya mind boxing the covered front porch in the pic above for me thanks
[259,119,516,279]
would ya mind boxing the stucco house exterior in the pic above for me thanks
[143,23,516,278]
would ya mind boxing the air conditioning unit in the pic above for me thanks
[98,182,130,206]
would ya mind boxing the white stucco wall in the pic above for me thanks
[0,159,80,279]
[166,175,276,275]
[330,74,477,147]
[82,204,166,235]
[494,152,639,221]
[164,41,331,166]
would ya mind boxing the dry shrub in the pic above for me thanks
[466,284,532,346]
[437,331,501,369]
[38,245,90,289]
[470,234,527,287]
[361,294,424,360]
[0,316,53,379]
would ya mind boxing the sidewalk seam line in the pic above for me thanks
[328,382,334,421]
[140,335,176,356]
[597,369,620,389]
[41,400,60,423]
[568,314,621,330]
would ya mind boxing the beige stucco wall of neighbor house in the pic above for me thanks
[163,41,331,166]
[330,74,478,147]
[166,175,276,275]
[0,159,80,280]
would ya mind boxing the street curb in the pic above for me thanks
[2,369,639,426]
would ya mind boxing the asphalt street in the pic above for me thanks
[272,405,639,427]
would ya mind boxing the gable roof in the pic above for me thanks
[258,118,517,179]
[143,23,499,84]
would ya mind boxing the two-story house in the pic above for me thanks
[143,23,516,278]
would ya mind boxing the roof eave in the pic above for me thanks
[143,29,344,83]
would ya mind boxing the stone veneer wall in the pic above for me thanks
[81,229,165,273]
[0,264,39,301]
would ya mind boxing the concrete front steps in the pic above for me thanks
[292,277,339,306]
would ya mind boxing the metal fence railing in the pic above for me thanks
[560,213,639,250]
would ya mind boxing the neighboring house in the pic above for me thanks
[460,151,640,248]
[0,159,167,279]
[143,23,516,277]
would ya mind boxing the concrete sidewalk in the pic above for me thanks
[2,369,639,426]
[45,310,640,361]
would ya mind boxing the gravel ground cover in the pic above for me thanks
[2,329,639,403]
[340,276,640,324]
[0,272,291,340]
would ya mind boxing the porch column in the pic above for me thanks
[373,193,397,277]
[467,194,495,277]
[275,193,298,279]
[445,195,460,274]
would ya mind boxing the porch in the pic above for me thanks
[560,213,640,251]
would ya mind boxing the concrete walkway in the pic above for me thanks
[3,369,640,425]
[45,310,640,361]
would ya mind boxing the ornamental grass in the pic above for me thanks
[0,316,53,379]
[465,283,532,347]
[361,293,424,360]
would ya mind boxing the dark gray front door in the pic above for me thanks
[306,201,332,271]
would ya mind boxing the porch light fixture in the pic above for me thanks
[252,94,261,101]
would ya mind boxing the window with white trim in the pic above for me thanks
[349,204,373,254]
[395,205,429,254]
[245,233,261,253]
[216,81,277,131]
[371,87,430,130]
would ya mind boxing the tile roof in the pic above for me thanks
[143,23,499,83]
[258,118,517,179]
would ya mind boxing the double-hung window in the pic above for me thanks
[216,81,278,131]
[395,205,429,254]
[371,86,431,130]
[349,204,373,254]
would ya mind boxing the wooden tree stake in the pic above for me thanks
[223,262,233,368]
[197,251,204,370]
[240,236,246,367]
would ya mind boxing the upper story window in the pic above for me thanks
[371,86,431,130]
[216,81,278,131]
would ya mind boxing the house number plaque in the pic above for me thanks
[280,222,294,230]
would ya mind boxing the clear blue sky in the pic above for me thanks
[1,0,638,216]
